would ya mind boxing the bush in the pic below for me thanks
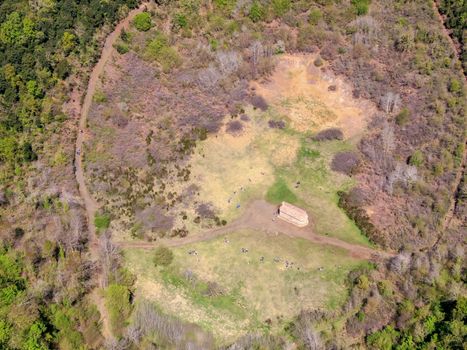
[351,0,370,16]
[409,150,424,167]
[313,128,343,141]
[153,246,174,267]
[145,34,182,72]
[396,108,410,125]
[94,213,111,231]
[250,95,268,111]
[331,151,360,175]
[449,78,462,94]
[173,13,188,29]
[133,12,152,31]
[114,42,129,54]
[271,0,291,17]
[249,1,265,22]
[104,284,132,336]
[313,56,323,67]
[309,8,322,25]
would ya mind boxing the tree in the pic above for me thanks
[132,12,151,31]
[153,246,174,267]
[367,326,399,350]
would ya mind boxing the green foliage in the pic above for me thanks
[309,8,322,25]
[174,13,188,29]
[266,178,298,204]
[356,274,369,290]
[0,12,39,45]
[271,0,291,17]
[396,108,410,126]
[24,321,52,350]
[133,12,152,32]
[367,326,400,350]
[0,0,138,174]
[94,213,111,231]
[153,246,174,267]
[351,0,371,15]
[114,42,129,54]
[92,90,107,103]
[249,1,265,22]
[299,147,320,160]
[104,284,132,336]
[448,78,462,93]
[144,34,182,72]
[409,150,424,167]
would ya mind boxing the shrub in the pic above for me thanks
[92,90,107,103]
[338,190,378,242]
[133,12,152,31]
[351,0,370,16]
[114,42,129,54]
[249,1,265,22]
[153,246,174,267]
[94,213,111,231]
[145,34,182,72]
[409,150,424,167]
[313,128,343,141]
[104,284,132,336]
[226,120,244,135]
[331,151,360,175]
[173,13,188,29]
[449,78,462,94]
[268,120,286,129]
[271,0,291,17]
[396,108,410,125]
[250,94,268,111]
[356,274,369,290]
[308,8,322,25]
[313,56,323,67]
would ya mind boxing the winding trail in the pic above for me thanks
[117,200,394,261]
[75,2,149,341]
[431,0,466,241]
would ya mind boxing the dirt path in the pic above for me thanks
[117,200,394,261]
[75,2,149,341]
[431,0,466,241]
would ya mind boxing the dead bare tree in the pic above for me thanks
[380,92,401,113]
[295,313,324,350]
[216,51,242,76]
[385,162,418,194]
[352,16,379,47]
[98,231,121,288]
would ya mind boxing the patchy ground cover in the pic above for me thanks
[124,230,370,343]
[83,38,374,246]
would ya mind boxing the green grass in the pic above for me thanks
[266,177,298,204]
[94,213,111,231]
[124,230,368,342]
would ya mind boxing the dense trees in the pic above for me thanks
[0,0,138,173]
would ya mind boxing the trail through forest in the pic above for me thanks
[74,2,149,341]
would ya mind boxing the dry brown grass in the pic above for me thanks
[251,54,373,140]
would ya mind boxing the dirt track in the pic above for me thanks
[117,200,394,261]
[74,2,149,340]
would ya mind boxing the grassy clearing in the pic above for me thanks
[266,177,298,204]
[124,229,369,342]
